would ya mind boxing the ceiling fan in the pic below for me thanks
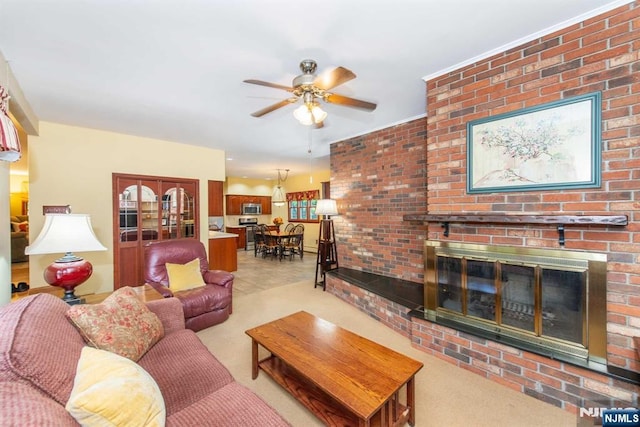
[244,59,377,126]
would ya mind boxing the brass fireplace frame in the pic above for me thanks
[424,241,607,366]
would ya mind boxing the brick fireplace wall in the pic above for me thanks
[328,1,639,414]
[330,117,428,283]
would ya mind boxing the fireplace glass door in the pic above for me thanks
[466,260,496,321]
[436,255,586,347]
[501,264,536,333]
[541,269,585,344]
[426,241,606,366]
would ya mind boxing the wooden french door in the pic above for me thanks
[113,173,199,289]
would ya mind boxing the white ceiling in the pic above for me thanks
[0,0,625,179]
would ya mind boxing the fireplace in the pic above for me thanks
[423,241,607,368]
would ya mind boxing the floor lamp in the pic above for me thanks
[314,199,338,291]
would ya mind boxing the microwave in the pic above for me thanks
[242,203,262,215]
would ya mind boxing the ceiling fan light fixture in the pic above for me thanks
[293,102,326,126]
[311,104,327,123]
[293,104,313,125]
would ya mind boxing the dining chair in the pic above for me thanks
[263,228,281,260]
[253,225,266,257]
[281,224,304,260]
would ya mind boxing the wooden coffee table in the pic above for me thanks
[245,311,423,426]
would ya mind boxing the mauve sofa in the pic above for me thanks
[0,293,290,426]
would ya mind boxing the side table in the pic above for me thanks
[11,284,163,305]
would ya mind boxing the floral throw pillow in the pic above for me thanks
[66,287,164,362]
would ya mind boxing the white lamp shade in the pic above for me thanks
[316,199,338,216]
[26,214,107,255]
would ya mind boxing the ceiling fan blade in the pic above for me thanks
[250,98,298,117]
[313,66,356,91]
[243,79,294,92]
[324,93,377,111]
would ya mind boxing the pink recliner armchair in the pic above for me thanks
[144,238,234,331]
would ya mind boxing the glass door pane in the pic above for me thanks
[138,184,159,241]
[161,186,178,239]
[437,256,462,313]
[466,259,496,321]
[118,182,139,242]
[541,269,585,345]
[500,264,535,332]
[181,184,195,238]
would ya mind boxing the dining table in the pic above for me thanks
[256,230,304,260]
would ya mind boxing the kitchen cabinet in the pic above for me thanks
[208,234,238,272]
[225,195,243,215]
[225,194,273,215]
[226,226,246,249]
[259,196,272,215]
[208,180,224,216]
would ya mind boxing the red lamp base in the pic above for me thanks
[43,258,93,304]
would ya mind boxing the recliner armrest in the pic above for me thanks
[147,281,174,298]
[204,270,234,288]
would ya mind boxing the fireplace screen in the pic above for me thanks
[426,241,606,364]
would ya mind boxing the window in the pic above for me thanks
[287,190,319,223]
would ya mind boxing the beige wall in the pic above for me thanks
[28,121,226,294]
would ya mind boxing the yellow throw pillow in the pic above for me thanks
[165,257,206,292]
[66,346,166,427]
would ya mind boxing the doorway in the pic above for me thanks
[9,122,29,289]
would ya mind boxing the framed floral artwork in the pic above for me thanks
[466,92,601,193]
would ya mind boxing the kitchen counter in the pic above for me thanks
[225,226,247,250]
[208,232,238,272]
[208,231,238,239]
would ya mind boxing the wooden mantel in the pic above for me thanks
[402,214,629,246]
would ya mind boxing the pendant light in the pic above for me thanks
[272,169,289,206]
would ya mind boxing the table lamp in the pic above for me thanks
[26,214,107,304]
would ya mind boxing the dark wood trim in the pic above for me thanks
[402,214,628,226]
[403,213,628,246]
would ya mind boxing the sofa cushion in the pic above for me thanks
[0,294,86,406]
[166,382,291,427]
[138,329,234,415]
[166,257,206,292]
[66,287,164,361]
[66,346,166,427]
[0,381,78,426]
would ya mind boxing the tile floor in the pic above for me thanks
[233,248,319,297]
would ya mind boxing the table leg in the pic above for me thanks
[251,339,259,379]
[392,391,398,422]
[407,376,416,426]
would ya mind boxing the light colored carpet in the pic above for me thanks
[197,280,577,427]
